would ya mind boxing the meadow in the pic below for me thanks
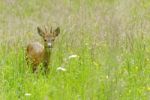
[0,0,150,99]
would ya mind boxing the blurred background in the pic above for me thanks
[0,0,150,99]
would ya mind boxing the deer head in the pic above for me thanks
[37,26,60,48]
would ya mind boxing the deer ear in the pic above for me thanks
[37,27,44,37]
[54,27,60,36]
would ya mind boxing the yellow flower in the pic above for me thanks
[147,87,150,91]
[106,75,109,79]
[93,61,99,67]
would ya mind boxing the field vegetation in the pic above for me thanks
[0,0,150,99]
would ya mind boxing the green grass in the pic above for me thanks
[0,0,150,99]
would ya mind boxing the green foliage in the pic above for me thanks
[0,0,150,100]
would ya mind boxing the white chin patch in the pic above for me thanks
[48,43,52,47]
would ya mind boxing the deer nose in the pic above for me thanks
[47,43,52,48]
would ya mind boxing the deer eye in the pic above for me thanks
[52,39,55,41]
[44,39,47,42]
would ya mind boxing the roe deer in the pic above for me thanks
[26,26,60,73]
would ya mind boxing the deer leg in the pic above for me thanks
[32,64,39,73]
[32,66,36,73]
[26,55,29,66]
[43,62,49,74]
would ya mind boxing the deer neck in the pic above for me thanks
[43,46,51,67]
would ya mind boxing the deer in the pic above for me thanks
[26,26,60,73]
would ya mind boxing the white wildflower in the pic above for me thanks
[106,75,109,79]
[68,54,78,59]
[57,66,66,72]
[25,93,31,96]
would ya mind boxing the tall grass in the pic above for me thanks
[0,0,150,99]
